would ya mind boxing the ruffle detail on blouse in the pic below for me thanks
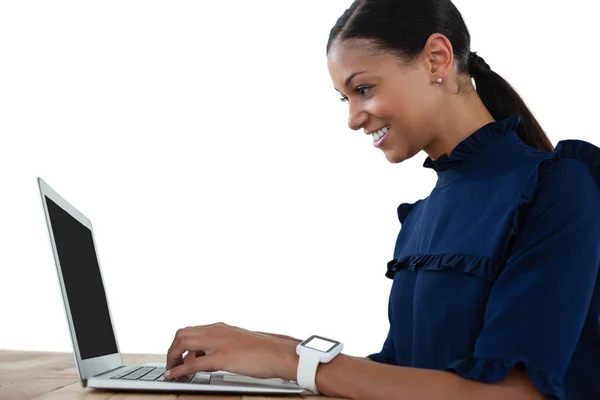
[501,139,600,264]
[554,139,600,173]
[397,200,422,224]
[385,253,496,281]
[446,357,563,400]
[423,115,521,172]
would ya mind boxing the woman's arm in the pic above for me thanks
[254,331,301,343]
[282,351,543,400]
[255,331,373,361]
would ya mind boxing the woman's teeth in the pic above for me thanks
[373,126,389,142]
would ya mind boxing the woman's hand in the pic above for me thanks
[164,322,299,381]
[253,331,302,344]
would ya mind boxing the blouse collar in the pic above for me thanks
[423,114,522,173]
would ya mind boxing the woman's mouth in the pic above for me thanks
[372,126,390,148]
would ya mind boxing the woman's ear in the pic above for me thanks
[423,33,454,81]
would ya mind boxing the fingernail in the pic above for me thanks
[164,370,171,379]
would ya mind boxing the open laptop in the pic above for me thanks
[37,177,304,394]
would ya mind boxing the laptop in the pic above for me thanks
[37,177,304,394]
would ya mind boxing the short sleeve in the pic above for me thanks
[446,152,600,399]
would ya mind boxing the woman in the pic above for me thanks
[163,1,600,399]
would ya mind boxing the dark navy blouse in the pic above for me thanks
[367,115,600,400]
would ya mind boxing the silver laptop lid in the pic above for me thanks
[37,178,123,381]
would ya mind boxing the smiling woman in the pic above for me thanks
[164,1,600,400]
[321,0,600,400]
[326,1,553,164]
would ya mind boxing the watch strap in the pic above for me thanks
[297,350,321,394]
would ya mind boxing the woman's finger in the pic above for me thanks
[183,350,206,364]
[166,337,189,370]
[166,324,221,371]
[183,351,195,363]
[167,335,212,371]
[165,354,221,379]
[166,328,188,370]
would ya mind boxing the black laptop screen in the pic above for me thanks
[45,196,118,360]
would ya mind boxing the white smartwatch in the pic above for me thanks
[296,335,343,394]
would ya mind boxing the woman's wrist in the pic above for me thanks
[280,340,300,381]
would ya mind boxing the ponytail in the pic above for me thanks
[327,0,554,153]
[468,52,554,152]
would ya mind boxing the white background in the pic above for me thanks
[1,0,598,358]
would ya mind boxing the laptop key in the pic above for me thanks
[110,366,142,379]
[157,373,195,383]
[121,367,156,380]
[139,373,163,381]
[174,373,194,383]
[140,373,163,381]
[191,372,211,384]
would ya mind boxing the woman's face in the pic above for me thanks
[327,38,446,163]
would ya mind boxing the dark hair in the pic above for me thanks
[327,0,554,152]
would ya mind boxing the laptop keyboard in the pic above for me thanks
[110,366,211,384]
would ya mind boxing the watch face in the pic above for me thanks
[301,335,339,353]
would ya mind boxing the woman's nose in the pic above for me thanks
[347,104,366,131]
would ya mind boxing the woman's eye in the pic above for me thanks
[357,86,371,96]
[339,86,372,102]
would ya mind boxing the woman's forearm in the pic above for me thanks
[255,331,302,343]
[314,354,463,400]
[309,354,543,400]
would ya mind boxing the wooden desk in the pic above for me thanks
[0,350,340,400]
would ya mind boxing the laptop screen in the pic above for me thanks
[45,195,118,360]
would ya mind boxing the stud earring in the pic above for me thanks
[436,77,443,83]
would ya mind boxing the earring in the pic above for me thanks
[436,77,443,83]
